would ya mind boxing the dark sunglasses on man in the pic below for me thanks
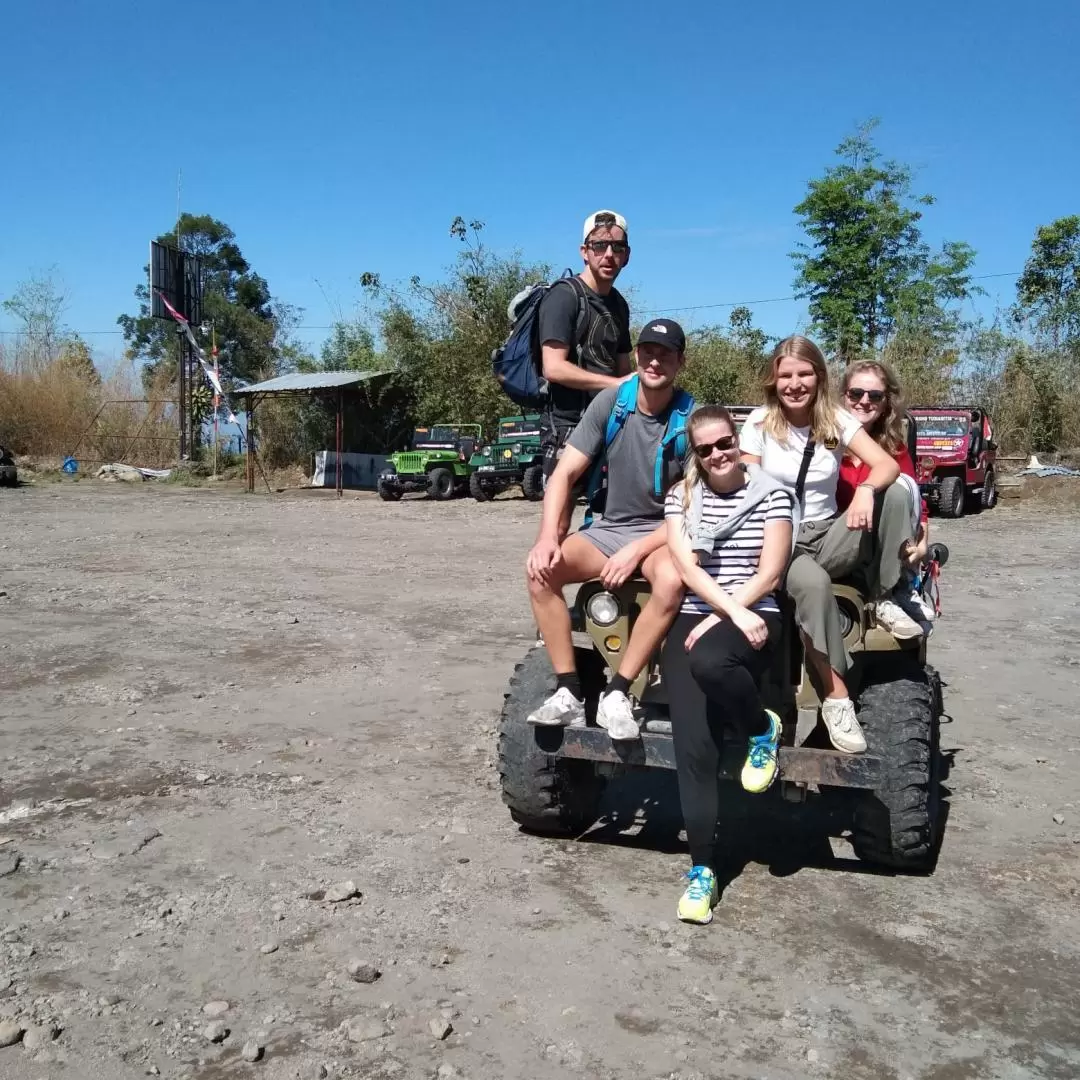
[845,387,886,404]
[584,240,629,255]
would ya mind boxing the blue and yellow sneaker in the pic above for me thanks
[677,865,718,925]
[741,709,781,794]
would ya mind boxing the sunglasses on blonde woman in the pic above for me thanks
[693,435,738,458]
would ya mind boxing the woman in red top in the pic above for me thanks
[839,360,929,570]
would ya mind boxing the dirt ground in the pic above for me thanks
[1,480,1078,1080]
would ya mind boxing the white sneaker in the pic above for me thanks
[820,697,867,754]
[873,598,924,640]
[526,686,585,727]
[596,690,640,741]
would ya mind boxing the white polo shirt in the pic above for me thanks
[739,406,863,523]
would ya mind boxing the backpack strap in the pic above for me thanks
[794,436,816,508]
[656,388,694,496]
[582,377,638,529]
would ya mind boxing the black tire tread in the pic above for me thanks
[497,646,605,836]
[522,465,544,501]
[852,666,941,870]
[938,475,964,518]
[468,471,491,502]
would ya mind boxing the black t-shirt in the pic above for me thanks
[536,277,631,424]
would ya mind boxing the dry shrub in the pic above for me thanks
[0,346,178,467]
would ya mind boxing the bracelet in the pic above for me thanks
[858,482,876,491]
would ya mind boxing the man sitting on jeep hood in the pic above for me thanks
[524,320,691,741]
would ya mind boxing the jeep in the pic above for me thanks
[911,406,997,518]
[377,424,482,501]
[497,550,948,872]
[469,415,545,502]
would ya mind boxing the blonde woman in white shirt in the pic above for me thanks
[740,335,919,754]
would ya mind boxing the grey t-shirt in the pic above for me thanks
[567,386,686,528]
[536,278,631,424]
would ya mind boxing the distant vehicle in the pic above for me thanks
[468,415,544,502]
[377,424,482,501]
[0,445,16,488]
[911,407,997,517]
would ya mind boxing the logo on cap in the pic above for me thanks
[649,324,667,333]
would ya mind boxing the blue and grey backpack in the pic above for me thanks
[491,271,588,409]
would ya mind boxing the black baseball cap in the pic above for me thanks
[636,318,686,354]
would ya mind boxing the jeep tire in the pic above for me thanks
[469,471,492,502]
[427,467,456,500]
[498,645,606,836]
[377,477,401,501]
[522,464,544,501]
[980,468,997,509]
[851,662,941,871]
[938,475,964,518]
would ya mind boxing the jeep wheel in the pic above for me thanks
[937,475,964,518]
[522,464,544,501]
[851,663,941,871]
[377,478,401,501]
[981,468,997,509]
[468,472,491,502]
[427,467,456,500]
[498,645,607,836]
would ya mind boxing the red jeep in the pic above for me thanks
[911,406,998,518]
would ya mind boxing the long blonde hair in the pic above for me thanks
[760,335,841,446]
[680,404,738,511]
[842,359,906,455]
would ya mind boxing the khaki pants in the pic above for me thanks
[786,483,913,677]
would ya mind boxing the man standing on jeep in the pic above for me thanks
[536,210,634,492]
[525,320,691,741]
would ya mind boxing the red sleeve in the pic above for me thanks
[836,456,870,512]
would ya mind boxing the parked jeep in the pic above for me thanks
[498,548,949,872]
[0,445,16,488]
[377,424,482,501]
[911,407,997,517]
[469,415,544,502]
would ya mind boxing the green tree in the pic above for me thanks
[305,319,379,372]
[117,213,282,389]
[680,307,768,406]
[57,335,101,386]
[362,217,549,434]
[792,121,977,362]
[1013,215,1080,350]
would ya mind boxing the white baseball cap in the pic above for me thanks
[582,209,628,242]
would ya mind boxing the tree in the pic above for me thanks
[1013,215,1080,350]
[679,307,768,407]
[57,335,101,386]
[117,213,282,389]
[308,319,378,372]
[792,121,978,362]
[362,217,549,435]
[2,270,69,368]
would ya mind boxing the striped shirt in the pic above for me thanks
[664,481,793,616]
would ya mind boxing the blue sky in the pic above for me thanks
[1,0,1077,369]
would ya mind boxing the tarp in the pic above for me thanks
[312,452,389,490]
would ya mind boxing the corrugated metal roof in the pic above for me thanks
[234,370,391,395]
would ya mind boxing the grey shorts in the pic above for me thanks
[578,519,661,559]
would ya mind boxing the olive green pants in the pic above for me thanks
[786,483,913,677]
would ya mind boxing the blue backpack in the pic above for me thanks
[491,271,587,409]
[582,376,695,528]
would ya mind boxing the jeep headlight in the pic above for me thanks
[483,446,492,457]
[586,591,620,627]
[512,442,523,455]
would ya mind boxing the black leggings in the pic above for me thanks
[661,610,782,869]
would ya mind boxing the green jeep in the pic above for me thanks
[377,424,482,501]
[468,415,545,502]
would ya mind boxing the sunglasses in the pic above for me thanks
[584,240,629,255]
[693,435,738,458]
[846,387,886,404]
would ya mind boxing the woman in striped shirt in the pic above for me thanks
[661,405,794,925]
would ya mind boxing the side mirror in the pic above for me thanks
[929,542,949,568]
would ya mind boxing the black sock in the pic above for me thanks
[555,673,582,701]
[607,673,632,697]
